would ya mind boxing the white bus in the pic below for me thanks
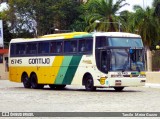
[9,32,146,91]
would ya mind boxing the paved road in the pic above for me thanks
[0,80,160,119]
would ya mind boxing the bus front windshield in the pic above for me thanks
[108,37,143,47]
[107,37,145,72]
[110,48,145,72]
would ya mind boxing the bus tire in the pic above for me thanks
[84,75,96,91]
[30,73,44,89]
[22,73,31,88]
[114,87,124,92]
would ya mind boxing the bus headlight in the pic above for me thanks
[140,72,145,75]
[139,72,146,78]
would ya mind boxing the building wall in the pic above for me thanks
[0,54,8,80]
[146,72,160,84]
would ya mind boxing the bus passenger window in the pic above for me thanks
[86,39,93,52]
[16,43,26,55]
[50,42,63,54]
[50,42,56,53]
[56,42,62,53]
[10,44,15,57]
[64,40,77,53]
[96,36,107,48]
[72,44,77,52]
[78,39,93,53]
[38,42,49,54]
[79,40,85,52]
[26,43,37,55]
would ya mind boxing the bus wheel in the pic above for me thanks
[114,87,124,92]
[85,75,96,91]
[22,73,31,88]
[30,73,44,89]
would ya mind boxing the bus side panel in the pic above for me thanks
[71,55,100,86]
[9,67,18,82]
[62,55,82,84]
[37,56,64,84]
[37,66,53,84]
[54,56,73,84]
[9,66,37,83]
[16,67,24,82]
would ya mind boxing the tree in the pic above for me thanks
[3,0,35,37]
[130,6,159,46]
[51,0,80,32]
[0,12,12,47]
[153,0,160,17]
[3,0,81,36]
[129,5,160,71]
[153,0,160,7]
[119,10,134,32]
[69,2,88,32]
[83,0,128,32]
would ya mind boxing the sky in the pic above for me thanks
[117,0,153,12]
[0,2,7,11]
[0,0,154,12]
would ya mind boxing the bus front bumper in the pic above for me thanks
[96,77,146,87]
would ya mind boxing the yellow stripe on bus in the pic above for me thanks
[52,56,64,83]
[40,32,88,38]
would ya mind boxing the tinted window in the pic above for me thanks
[86,39,93,52]
[38,42,49,54]
[10,44,15,56]
[79,40,85,52]
[78,38,93,53]
[96,36,107,48]
[26,43,37,54]
[108,38,143,47]
[50,41,63,53]
[16,43,26,55]
[64,40,77,53]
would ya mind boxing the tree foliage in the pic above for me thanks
[0,12,12,47]
[153,0,160,17]
[127,6,160,46]
[2,0,80,37]
[82,0,129,32]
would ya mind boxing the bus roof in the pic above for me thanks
[40,32,91,38]
[10,32,92,43]
[10,32,141,43]
[93,32,141,38]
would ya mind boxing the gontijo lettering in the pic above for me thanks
[29,58,50,64]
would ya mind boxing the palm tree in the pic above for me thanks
[153,0,160,17]
[131,6,159,46]
[119,10,134,32]
[83,0,128,32]
[153,0,160,7]
[129,5,160,71]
